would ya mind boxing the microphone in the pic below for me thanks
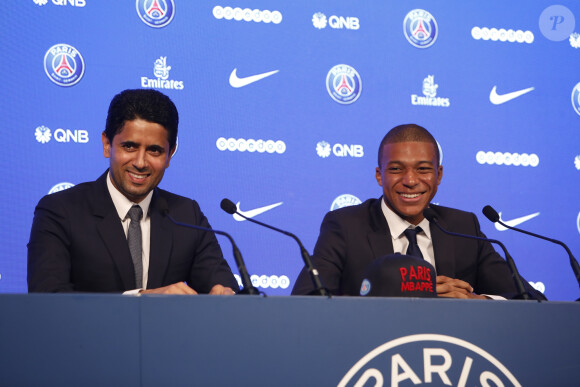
[423,208,532,300]
[221,198,330,297]
[160,200,260,295]
[483,205,580,291]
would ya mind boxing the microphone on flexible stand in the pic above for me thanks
[221,198,330,297]
[160,201,260,295]
[483,205,580,293]
[423,208,532,300]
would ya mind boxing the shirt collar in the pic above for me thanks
[106,171,153,220]
[380,198,432,241]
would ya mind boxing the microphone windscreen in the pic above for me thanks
[482,205,500,222]
[220,198,237,214]
[422,208,438,222]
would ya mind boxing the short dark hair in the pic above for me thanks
[377,124,440,168]
[104,89,178,150]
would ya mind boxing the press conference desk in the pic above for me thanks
[0,294,578,386]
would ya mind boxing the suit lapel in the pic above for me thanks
[367,198,394,258]
[429,206,456,276]
[92,172,136,290]
[147,190,173,289]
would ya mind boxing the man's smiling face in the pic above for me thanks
[102,118,173,203]
[375,141,443,225]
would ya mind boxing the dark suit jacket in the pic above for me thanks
[292,198,520,297]
[27,172,239,293]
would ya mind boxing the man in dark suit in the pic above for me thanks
[292,124,525,299]
[28,89,238,295]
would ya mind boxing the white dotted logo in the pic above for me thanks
[476,151,539,167]
[234,274,290,289]
[216,137,286,154]
[213,6,282,24]
[33,0,48,5]
[574,155,580,170]
[35,126,52,143]
[472,27,534,44]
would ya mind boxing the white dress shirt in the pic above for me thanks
[380,199,436,272]
[106,172,153,293]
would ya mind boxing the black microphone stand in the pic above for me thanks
[165,213,260,295]
[221,199,330,297]
[423,209,532,300]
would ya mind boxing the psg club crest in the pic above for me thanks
[572,82,580,117]
[136,0,175,28]
[403,9,438,48]
[43,44,85,87]
[326,64,362,104]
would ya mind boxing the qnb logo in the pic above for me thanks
[49,182,75,194]
[234,274,290,290]
[213,6,282,24]
[35,0,86,6]
[331,194,362,211]
[136,0,175,28]
[338,334,521,387]
[35,126,89,144]
[35,126,52,143]
[326,64,362,104]
[141,56,184,90]
[403,9,438,48]
[43,44,85,87]
[411,75,450,107]
[316,141,364,158]
[571,82,580,116]
[471,27,534,44]
[476,151,539,167]
[216,137,286,154]
[574,155,580,171]
[312,12,359,30]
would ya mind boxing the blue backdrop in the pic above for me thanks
[2,0,579,300]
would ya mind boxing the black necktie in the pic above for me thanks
[404,227,424,259]
[127,205,143,288]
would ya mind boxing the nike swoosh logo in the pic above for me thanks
[229,68,279,88]
[489,86,535,105]
[495,211,540,231]
[233,201,283,221]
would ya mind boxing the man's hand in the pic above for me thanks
[436,276,487,299]
[209,284,236,295]
[140,282,198,295]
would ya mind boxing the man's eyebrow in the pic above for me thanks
[120,140,139,146]
[147,144,165,151]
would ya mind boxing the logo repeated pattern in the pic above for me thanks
[6,2,579,301]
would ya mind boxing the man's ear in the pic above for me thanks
[436,165,443,186]
[375,167,383,186]
[102,132,111,158]
[165,146,176,168]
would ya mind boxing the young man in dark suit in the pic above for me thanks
[28,89,238,295]
[292,124,527,299]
